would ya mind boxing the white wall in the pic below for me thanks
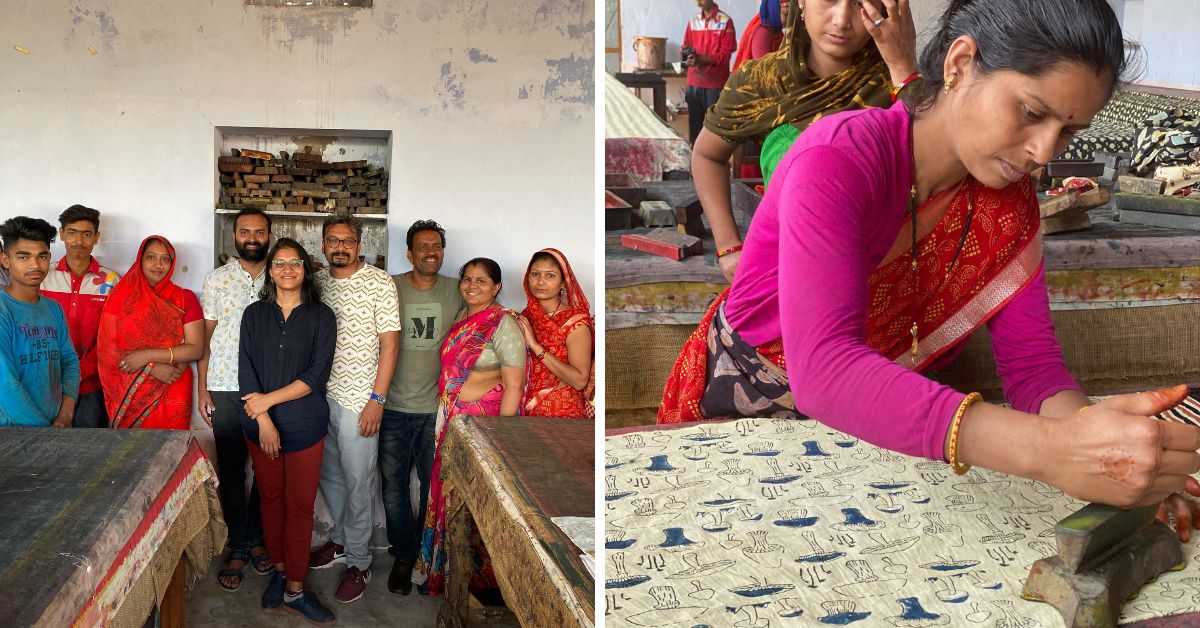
[1119,0,1200,89]
[0,0,595,310]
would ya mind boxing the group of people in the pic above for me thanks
[664,0,1200,541]
[0,207,593,624]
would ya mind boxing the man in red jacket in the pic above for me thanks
[682,0,736,145]
[41,204,120,428]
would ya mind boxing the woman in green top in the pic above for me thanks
[694,0,919,281]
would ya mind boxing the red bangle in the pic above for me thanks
[891,72,921,103]
[716,244,744,259]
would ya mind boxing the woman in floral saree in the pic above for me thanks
[414,257,525,595]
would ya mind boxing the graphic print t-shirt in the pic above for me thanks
[386,273,464,413]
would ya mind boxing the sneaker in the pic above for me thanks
[282,590,337,626]
[387,560,413,595]
[334,566,371,603]
[308,542,345,570]
[262,571,286,610]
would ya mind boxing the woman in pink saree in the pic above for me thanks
[414,257,526,595]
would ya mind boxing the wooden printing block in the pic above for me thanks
[248,189,272,197]
[291,189,330,199]
[620,229,704,260]
[636,200,676,228]
[1115,192,1200,217]
[285,204,315,212]
[347,185,368,194]
[218,175,235,184]
[1041,211,1092,235]
[242,197,271,205]
[329,160,367,169]
[218,163,254,174]
[285,168,314,177]
[244,182,260,190]
[357,207,386,214]
[1022,504,1182,627]
[366,191,387,200]
[255,166,280,175]
[271,175,294,183]
[218,156,252,165]
[1046,160,1105,179]
[264,183,291,192]
[1119,175,1165,196]
[266,204,285,212]
[294,149,322,162]
[1117,209,1200,231]
[368,185,386,192]
[675,203,705,238]
[329,191,351,199]
[238,148,274,161]
[292,181,324,191]
[310,162,334,171]
[219,196,231,205]
[605,190,632,230]
[272,159,296,168]
[323,175,345,185]
[243,174,270,184]
[1040,192,1080,218]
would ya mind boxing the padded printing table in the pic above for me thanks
[0,427,225,628]
[603,419,1200,627]
[438,416,595,627]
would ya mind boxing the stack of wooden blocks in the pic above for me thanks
[1116,173,1200,231]
[216,147,388,214]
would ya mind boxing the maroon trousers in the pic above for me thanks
[246,437,324,583]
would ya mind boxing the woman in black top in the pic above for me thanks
[239,238,337,624]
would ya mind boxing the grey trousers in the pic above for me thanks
[319,396,379,571]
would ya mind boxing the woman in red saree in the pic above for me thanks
[660,0,1200,535]
[98,236,204,430]
[516,248,594,418]
[414,257,526,595]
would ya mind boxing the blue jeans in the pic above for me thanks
[378,409,436,563]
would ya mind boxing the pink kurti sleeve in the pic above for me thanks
[986,265,1081,413]
[765,144,965,461]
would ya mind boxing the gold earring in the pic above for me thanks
[943,72,958,94]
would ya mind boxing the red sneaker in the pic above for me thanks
[308,542,345,570]
[334,566,371,603]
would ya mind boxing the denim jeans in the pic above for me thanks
[378,409,436,563]
[211,391,264,551]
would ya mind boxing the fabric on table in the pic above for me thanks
[603,418,1200,627]
[470,415,594,519]
[604,72,691,180]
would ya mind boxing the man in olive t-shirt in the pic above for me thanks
[380,220,464,595]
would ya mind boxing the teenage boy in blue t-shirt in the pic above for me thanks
[0,216,80,427]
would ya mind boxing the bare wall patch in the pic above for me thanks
[543,54,593,104]
[67,5,120,52]
[467,48,497,64]
[439,61,466,109]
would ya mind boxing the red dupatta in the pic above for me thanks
[99,236,189,428]
[521,248,595,418]
[659,177,1042,423]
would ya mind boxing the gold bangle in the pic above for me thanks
[167,347,175,365]
[948,392,983,475]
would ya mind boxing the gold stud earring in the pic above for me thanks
[943,72,959,94]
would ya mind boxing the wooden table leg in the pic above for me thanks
[438,487,471,628]
[159,559,185,628]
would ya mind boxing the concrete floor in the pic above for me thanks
[185,550,440,627]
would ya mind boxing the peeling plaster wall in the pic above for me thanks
[0,0,595,305]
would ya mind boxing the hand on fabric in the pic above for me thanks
[51,412,71,428]
[149,363,181,385]
[514,314,543,356]
[119,350,153,373]
[1042,385,1200,508]
[859,0,918,85]
[718,250,741,283]
[1158,490,1200,542]
[241,392,275,420]
[197,389,215,427]
[257,417,281,459]
[359,401,383,437]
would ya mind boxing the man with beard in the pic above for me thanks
[198,208,272,591]
[0,216,80,427]
[309,214,399,603]
[380,220,463,595]
[41,205,120,428]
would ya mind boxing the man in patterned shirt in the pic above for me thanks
[309,214,400,603]
[198,208,272,591]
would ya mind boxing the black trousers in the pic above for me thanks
[685,85,722,145]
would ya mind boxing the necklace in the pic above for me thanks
[907,117,975,366]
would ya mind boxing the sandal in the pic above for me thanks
[249,547,273,576]
[217,549,249,592]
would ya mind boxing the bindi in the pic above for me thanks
[1100,449,1134,482]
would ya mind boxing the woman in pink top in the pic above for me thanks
[661,0,1200,535]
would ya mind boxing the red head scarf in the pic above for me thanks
[521,248,594,418]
